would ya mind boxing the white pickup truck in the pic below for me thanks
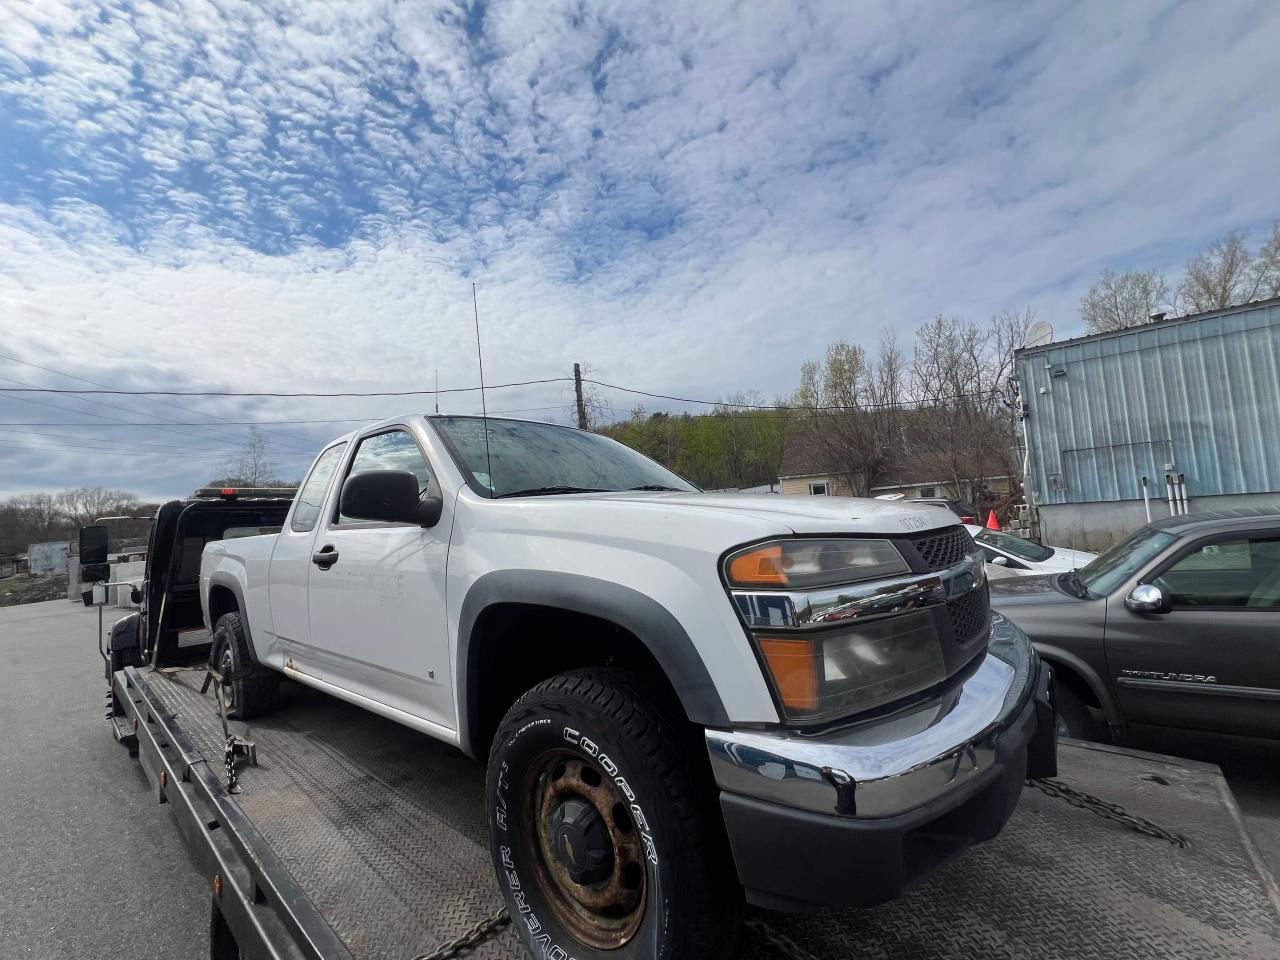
[201,414,1056,959]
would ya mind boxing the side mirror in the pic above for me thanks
[340,471,444,527]
[1125,583,1170,614]
[990,555,1009,567]
[130,585,143,605]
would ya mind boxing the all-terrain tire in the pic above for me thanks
[486,668,741,960]
[212,612,279,720]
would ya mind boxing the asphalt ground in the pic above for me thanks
[0,600,207,959]
[1,598,1277,958]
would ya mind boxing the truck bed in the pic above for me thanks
[115,665,1280,959]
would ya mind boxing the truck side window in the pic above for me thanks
[291,444,348,533]
[338,430,432,524]
[1156,537,1280,609]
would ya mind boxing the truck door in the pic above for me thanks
[304,428,455,733]
[1105,532,1280,737]
[267,442,348,658]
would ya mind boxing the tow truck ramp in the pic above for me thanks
[112,665,1280,960]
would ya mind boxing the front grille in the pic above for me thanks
[947,583,990,645]
[908,526,974,571]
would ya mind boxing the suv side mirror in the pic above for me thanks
[1125,583,1170,614]
[340,471,444,528]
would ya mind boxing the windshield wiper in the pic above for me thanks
[627,484,684,491]
[495,486,606,499]
[1058,570,1090,599]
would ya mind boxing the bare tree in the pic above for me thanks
[211,427,281,486]
[5,493,66,544]
[1244,221,1280,303]
[1079,269,1170,334]
[1178,231,1253,313]
[56,486,141,527]
[903,312,1028,501]
[794,336,903,496]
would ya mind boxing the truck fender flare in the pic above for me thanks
[205,573,263,667]
[1033,642,1121,726]
[456,569,730,757]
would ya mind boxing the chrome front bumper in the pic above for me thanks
[706,614,1047,820]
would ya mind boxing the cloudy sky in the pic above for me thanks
[1,0,1278,499]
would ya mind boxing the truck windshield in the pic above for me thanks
[974,528,1054,562]
[1075,525,1176,597]
[431,416,698,498]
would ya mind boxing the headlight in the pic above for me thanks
[754,611,947,721]
[725,539,909,590]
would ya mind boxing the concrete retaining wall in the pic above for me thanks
[1038,491,1280,552]
[109,560,145,607]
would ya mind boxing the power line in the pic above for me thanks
[0,377,573,398]
[583,378,994,412]
[0,425,280,453]
[0,437,313,459]
[0,418,373,427]
[0,373,995,412]
[0,350,316,450]
[0,373,318,455]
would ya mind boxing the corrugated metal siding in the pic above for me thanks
[1017,299,1280,504]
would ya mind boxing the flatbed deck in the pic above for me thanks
[113,664,1280,959]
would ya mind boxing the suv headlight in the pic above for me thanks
[724,538,951,723]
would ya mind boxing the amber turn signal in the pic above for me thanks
[757,636,820,712]
[727,544,787,585]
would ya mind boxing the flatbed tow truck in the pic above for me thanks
[103,491,1279,959]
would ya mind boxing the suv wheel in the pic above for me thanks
[211,612,279,720]
[486,668,740,959]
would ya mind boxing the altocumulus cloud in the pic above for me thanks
[0,0,1278,496]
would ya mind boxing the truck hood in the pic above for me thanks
[582,491,960,535]
[989,574,1079,607]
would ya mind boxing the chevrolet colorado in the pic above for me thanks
[200,414,1055,959]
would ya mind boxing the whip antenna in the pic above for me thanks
[472,283,494,493]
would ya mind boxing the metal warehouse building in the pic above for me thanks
[1016,296,1280,551]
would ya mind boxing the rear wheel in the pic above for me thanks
[486,668,741,959]
[211,612,279,720]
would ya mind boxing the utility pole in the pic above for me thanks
[573,362,588,430]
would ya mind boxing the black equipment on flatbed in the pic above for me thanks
[108,661,1280,960]
[107,488,294,680]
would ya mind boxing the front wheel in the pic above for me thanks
[486,668,740,959]
[211,612,279,720]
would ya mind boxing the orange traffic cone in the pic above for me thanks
[986,509,999,530]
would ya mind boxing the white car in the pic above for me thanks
[199,414,1055,958]
[966,524,1097,578]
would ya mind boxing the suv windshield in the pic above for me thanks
[975,528,1054,563]
[1075,525,1177,597]
[431,416,698,498]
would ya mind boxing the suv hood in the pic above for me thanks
[587,491,960,535]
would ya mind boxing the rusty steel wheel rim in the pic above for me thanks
[523,749,648,948]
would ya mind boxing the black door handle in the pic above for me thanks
[312,546,339,569]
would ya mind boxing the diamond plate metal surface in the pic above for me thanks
[149,671,1279,960]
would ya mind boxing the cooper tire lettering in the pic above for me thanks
[485,668,741,958]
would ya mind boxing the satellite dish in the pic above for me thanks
[1025,320,1053,347]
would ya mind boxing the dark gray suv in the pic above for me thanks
[991,508,1280,742]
